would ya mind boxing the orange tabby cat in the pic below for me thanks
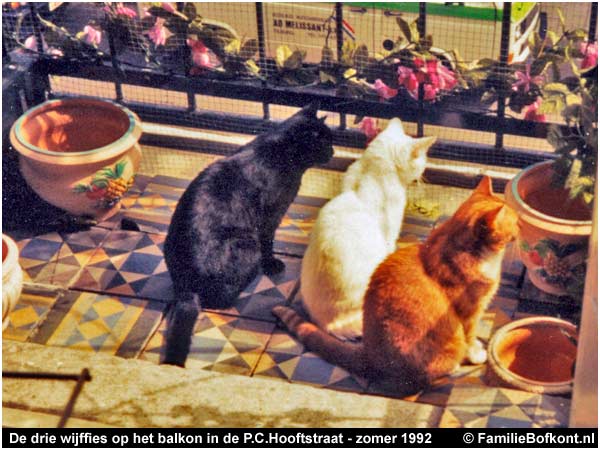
[273,176,518,393]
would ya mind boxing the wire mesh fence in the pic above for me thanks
[2,2,598,169]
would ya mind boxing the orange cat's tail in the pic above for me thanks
[272,305,367,376]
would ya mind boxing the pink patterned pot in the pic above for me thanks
[9,98,142,221]
[505,161,592,297]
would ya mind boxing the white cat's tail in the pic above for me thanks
[272,305,368,376]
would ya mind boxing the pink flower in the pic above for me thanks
[161,2,176,13]
[188,38,214,69]
[523,97,546,122]
[423,84,438,101]
[397,66,419,95]
[82,25,102,46]
[512,62,544,93]
[436,62,457,91]
[579,41,598,69]
[359,117,382,143]
[22,35,63,57]
[373,79,398,100]
[104,3,137,18]
[148,17,169,46]
[24,35,38,50]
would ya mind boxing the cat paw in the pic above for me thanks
[467,340,488,365]
[262,257,285,275]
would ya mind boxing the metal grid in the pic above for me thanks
[2,2,597,175]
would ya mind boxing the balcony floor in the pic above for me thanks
[2,145,577,428]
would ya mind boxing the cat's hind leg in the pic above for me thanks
[161,291,200,367]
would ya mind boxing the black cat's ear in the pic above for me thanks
[301,102,320,117]
[318,114,327,123]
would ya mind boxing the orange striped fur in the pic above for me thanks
[273,176,518,394]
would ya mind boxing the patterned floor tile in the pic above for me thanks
[2,286,61,342]
[71,230,173,302]
[438,384,570,428]
[206,255,301,322]
[254,322,368,394]
[9,227,110,288]
[30,290,165,358]
[141,312,275,375]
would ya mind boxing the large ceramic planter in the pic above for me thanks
[9,98,143,221]
[2,234,23,330]
[505,161,592,296]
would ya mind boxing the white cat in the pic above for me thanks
[300,118,436,339]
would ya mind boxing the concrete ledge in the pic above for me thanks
[3,341,442,428]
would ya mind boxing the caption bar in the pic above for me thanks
[4,428,598,448]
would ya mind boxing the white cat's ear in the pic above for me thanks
[411,136,436,158]
[474,175,494,196]
[386,118,405,133]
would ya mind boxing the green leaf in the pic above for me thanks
[245,59,260,75]
[343,68,357,79]
[284,50,305,70]
[538,95,565,114]
[520,240,531,252]
[319,70,337,84]
[224,38,241,54]
[275,45,292,69]
[530,58,551,77]
[543,82,571,95]
[546,30,560,46]
[73,184,90,193]
[114,161,127,178]
[91,179,108,188]
[353,44,369,72]
[239,39,258,59]
[396,17,413,42]
[557,8,566,32]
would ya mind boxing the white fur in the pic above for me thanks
[300,119,436,339]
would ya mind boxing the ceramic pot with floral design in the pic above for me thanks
[505,161,592,297]
[2,234,23,330]
[9,98,142,221]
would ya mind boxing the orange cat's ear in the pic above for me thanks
[483,204,507,229]
[474,175,494,196]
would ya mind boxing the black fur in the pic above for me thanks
[162,103,333,366]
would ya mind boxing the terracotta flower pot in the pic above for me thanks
[9,98,143,221]
[487,317,577,395]
[504,161,592,296]
[2,234,23,330]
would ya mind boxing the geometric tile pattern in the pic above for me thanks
[30,290,165,358]
[253,327,369,394]
[438,384,570,428]
[2,286,61,342]
[71,230,173,302]
[141,312,275,375]
[7,173,576,428]
[253,294,369,394]
[8,227,110,288]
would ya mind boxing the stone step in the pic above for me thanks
[2,341,442,428]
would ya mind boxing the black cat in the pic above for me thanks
[162,103,334,366]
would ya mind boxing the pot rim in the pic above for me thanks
[9,97,142,165]
[488,316,577,393]
[508,161,592,229]
[2,234,20,281]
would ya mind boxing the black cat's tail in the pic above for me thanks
[272,305,368,377]
[161,291,200,367]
